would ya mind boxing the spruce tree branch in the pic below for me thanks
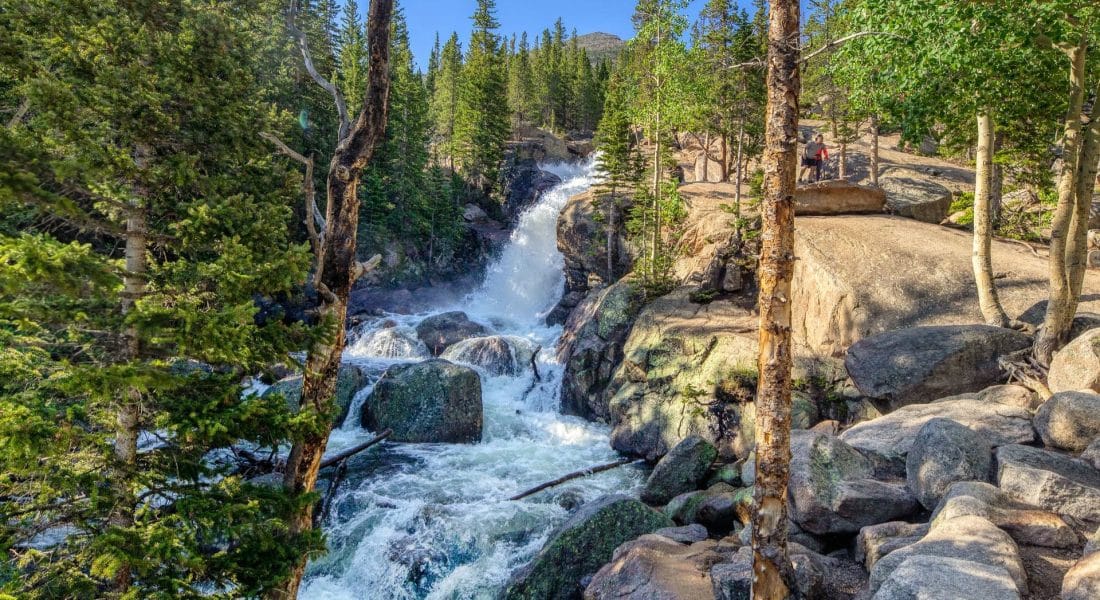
[287,1,351,141]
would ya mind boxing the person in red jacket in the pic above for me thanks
[799,134,830,183]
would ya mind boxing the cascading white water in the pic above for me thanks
[299,157,643,600]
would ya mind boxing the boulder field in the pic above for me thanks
[538,179,1100,599]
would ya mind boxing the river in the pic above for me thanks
[298,157,644,599]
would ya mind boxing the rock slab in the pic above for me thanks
[788,431,919,535]
[839,398,1035,463]
[995,444,1100,522]
[845,325,1031,408]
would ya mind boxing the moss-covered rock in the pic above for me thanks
[262,364,367,426]
[559,279,647,421]
[640,435,718,506]
[502,495,672,600]
[604,287,759,461]
[362,359,482,443]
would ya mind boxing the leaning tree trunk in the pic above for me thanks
[751,0,801,598]
[1035,39,1089,365]
[268,1,393,598]
[973,112,1011,327]
[1066,105,1100,321]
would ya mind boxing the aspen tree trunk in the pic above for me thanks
[973,112,1011,327]
[735,118,746,219]
[751,0,800,597]
[870,114,880,187]
[721,134,729,182]
[703,131,711,182]
[1036,39,1089,365]
[1067,108,1100,309]
[268,2,393,598]
[110,194,147,594]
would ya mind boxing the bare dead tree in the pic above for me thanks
[751,1,802,598]
[265,1,394,598]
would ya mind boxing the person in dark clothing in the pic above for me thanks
[799,134,830,183]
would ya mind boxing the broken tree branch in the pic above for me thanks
[260,131,326,267]
[286,1,351,141]
[509,457,643,501]
[6,97,29,128]
[800,31,906,64]
[318,429,392,470]
[350,254,383,282]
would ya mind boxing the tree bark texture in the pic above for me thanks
[973,112,1011,327]
[267,1,393,598]
[1036,39,1089,365]
[751,0,801,598]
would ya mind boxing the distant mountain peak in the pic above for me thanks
[575,32,626,63]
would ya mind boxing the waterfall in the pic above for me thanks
[299,157,642,600]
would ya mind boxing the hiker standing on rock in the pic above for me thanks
[799,134,830,183]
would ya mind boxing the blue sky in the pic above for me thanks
[359,0,765,70]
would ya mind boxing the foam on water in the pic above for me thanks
[299,156,642,600]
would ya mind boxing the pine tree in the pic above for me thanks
[593,78,643,281]
[430,32,463,169]
[426,32,442,96]
[0,1,318,595]
[454,0,511,193]
[336,0,368,114]
[508,32,537,126]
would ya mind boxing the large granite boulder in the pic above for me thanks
[905,418,992,510]
[995,444,1100,522]
[415,311,489,356]
[606,287,759,460]
[931,482,1077,549]
[1064,553,1100,600]
[558,280,647,421]
[503,495,672,600]
[263,363,367,426]
[1048,327,1100,393]
[872,555,1020,600]
[641,436,718,506]
[845,325,1031,408]
[788,431,919,535]
[869,514,1027,596]
[362,359,482,443]
[1033,390,1100,452]
[583,534,722,600]
[786,214,1100,358]
[839,398,1035,464]
[794,180,887,215]
[440,335,540,377]
[856,521,929,571]
[556,190,632,303]
[502,159,562,223]
[879,168,953,224]
[711,544,865,600]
